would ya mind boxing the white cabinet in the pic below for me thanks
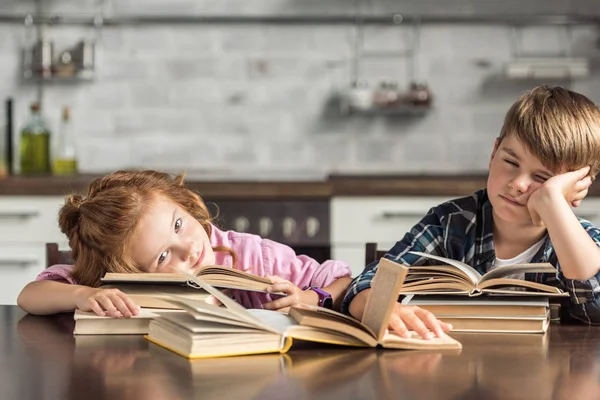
[331,196,452,277]
[0,196,67,305]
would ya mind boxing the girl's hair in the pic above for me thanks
[58,170,236,287]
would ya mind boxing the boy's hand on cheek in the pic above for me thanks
[528,166,592,224]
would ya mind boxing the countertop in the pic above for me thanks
[0,174,597,199]
[3,306,600,400]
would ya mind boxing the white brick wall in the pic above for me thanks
[1,0,599,176]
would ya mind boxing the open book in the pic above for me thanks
[145,258,462,359]
[400,251,565,297]
[102,264,276,294]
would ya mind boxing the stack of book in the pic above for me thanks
[72,265,286,335]
[398,251,567,334]
[145,258,463,359]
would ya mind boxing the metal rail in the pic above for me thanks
[0,13,598,26]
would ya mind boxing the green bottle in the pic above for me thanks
[20,102,51,175]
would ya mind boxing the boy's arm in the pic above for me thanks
[341,206,450,315]
[529,167,600,280]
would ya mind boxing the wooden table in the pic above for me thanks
[2,306,600,400]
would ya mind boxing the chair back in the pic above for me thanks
[364,242,388,266]
[46,243,74,268]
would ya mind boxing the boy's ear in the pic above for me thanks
[490,138,501,166]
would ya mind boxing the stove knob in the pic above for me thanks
[259,217,273,237]
[234,217,250,232]
[282,217,296,239]
[306,217,320,238]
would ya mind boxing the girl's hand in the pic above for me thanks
[388,304,452,340]
[75,287,140,318]
[262,275,317,312]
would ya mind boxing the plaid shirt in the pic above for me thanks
[341,189,600,324]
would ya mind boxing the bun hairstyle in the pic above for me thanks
[56,170,225,287]
[58,193,84,248]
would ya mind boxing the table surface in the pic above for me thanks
[1,305,599,400]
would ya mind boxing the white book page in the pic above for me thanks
[175,268,279,333]
[248,309,298,335]
[408,251,482,285]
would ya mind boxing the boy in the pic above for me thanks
[343,85,600,337]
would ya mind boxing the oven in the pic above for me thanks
[204,199,331,263]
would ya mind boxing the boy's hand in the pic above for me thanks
[75,287,140,318]
[528,166,592,225]
[263,275,317,312]
[387,304,453,340]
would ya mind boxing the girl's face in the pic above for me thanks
[129,196,215,273]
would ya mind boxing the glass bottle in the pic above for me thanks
[53,106,77,176]
[20,102,51,175]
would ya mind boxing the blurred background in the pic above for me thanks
[2,0,599,179]
[1,1,600,305]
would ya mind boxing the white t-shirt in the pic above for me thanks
[491,237,546,280]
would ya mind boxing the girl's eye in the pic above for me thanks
[504,159,518,167]
[158,251,168,265]
[534,176,548,183]
[175,218,182,232]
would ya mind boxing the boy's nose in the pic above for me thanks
[509,175,531,193]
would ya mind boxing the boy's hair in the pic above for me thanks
[498,85,600,177]
[59,170,235,287]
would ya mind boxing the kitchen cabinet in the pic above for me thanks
[0,196,67,305]
[331,195,600,277]
[331,196,452,276]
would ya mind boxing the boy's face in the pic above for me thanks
[128,195,216,273]
[487,134,555,224]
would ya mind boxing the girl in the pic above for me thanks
[17,170,450,339]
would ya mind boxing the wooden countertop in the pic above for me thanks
[4,306,600,400]
[0,174,598,199]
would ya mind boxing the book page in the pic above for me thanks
[408,251,482,285]
[361,258,409,343]
[175,268,279,334]
[248,309,298,334]
[478,263,556,284]
[196,265,272,284]
[479,278,565,295]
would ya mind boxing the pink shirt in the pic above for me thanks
[36,225,352,309]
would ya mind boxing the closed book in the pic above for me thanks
[403,294,550,318]
[73,308,182,335]
[438,313,550,334]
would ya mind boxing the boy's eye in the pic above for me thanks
[158,251,168,265]
[175,218,182,232]
[504,159,518,167]
[534,175,548,183]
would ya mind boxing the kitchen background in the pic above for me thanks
[2,0,600,178]
[1,1,600,304]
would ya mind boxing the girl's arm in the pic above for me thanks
[17,280,140,317]
[18,280,95,315]
[253,238,352,311]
